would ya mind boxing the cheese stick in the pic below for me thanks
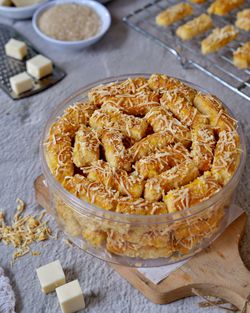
[89,106,148,141]
[156,2,193,27]
[145,161,199,202]
[135,143,190,179]
[233,42,250,69]
[73,126,100,168]
[191,125,216,171]
[208,0,245,16]
[87,160,144,198]
[145,106,191,146]
[164,171,221,213]
[201,25,238,54]
[176,14,213,41]
[194,92,237,132]
[102,130,132,171]
[236,9,250,31]
[129,131,175,162]
[160,90,208,128]
[211,130,241,185]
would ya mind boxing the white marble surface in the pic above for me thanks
[0,1,250,312]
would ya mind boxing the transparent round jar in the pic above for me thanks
[40,74,246,267]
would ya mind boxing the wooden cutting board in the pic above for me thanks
[35,175,250,312]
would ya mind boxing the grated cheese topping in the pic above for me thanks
[0,199,53,265]
[45,74,241,216]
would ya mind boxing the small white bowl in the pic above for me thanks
[0,0,50,19]
[32,0,111,51]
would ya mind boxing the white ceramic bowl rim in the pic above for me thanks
[0,0,48,12]
[32,0,111,45]
[40,73,246,224]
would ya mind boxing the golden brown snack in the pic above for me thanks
[156,2,193,27]
[89,77,159,116]
[45,74,242,261]
[148,73,197,102]
[233,42,250,69]
[89,106,148,141]
[116,198,168,215]
[144,161,199,202]
[135,143,190,179]
[160,89,208,128]
[164,171,221,213]
[72,125,100,168]
[129,131,175,162]
[189,0,206,3]
[145,106,191,146]
[194,92,237,132]
[201,25,238,54]
[87,160,144,198]
[208,0,245,16]
[45,102,96,183]
[212,130,241,185]
[64,174,118,211]
[236,8,250,31]
[101,130,132,171]
[191,125,216,171]
[176,14,213,41]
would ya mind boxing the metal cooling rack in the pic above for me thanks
[0,24,66,100]
[123,0,250,101]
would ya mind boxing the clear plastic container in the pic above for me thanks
[40,74,246,267]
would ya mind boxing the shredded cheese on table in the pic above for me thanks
[0,199,53,265]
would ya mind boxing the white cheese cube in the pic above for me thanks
[26,54,53,79]
[36,260,66,294]
[5,38,27,60]
[12,0,41,7]
[0,0,12,6]
[10,72,33,95]
[56,280,85,313]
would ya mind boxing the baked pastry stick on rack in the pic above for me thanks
[144,160,199,202]
[208,0,245,16]
[134,143,190,179]
[201,25,238,54]
[101,130,132,171]
[233,42,250,69]
[86,160,144,198]
[176,13,213,41]
[212,130,241,186]
[194,92,238,132]
[156,2,193,27]
[72,125,100,168]
[89,106,148,141]
[236,8,250,31]
[164,172,221,213]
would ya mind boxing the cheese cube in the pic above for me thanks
[0,0,12,6]
[36,260,66,294]
[10,72,33,95]
[26,54,53,79]
[5,38,27,60]
[56,280,85,313]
